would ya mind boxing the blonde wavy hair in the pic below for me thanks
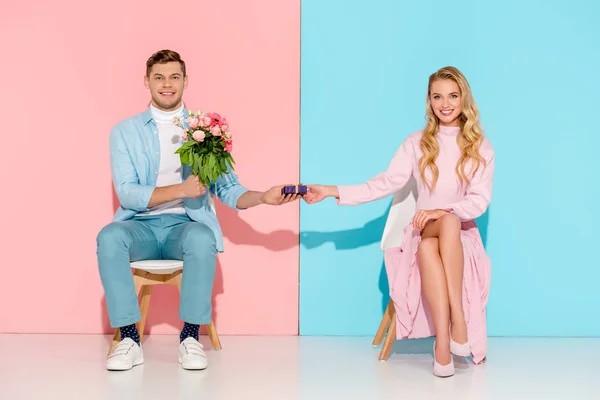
[418,66,486,192]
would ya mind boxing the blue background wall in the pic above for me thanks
[299,0,600,336]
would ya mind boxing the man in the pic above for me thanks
[97,49,299,371]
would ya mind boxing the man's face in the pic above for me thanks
[144,61,188,111]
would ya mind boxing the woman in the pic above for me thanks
[304,66,494,377]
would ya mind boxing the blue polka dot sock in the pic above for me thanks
[180,322,200,343]
[119,324,140,346]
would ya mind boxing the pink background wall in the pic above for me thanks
[0,0,300,335]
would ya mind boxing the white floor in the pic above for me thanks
[1,335,597,400]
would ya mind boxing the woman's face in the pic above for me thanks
[430,79,462,127]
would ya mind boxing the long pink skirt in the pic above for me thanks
[384,220,491,364]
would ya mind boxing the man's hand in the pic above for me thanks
[235,185,301,209]
[180,175,208,198]
[261,185,301,205]
[147,175,206,209]
[412,209,448,230]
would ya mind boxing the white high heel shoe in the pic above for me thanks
[450,336,471,357]
[433,341,454,378]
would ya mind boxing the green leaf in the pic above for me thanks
[181,150,189,166]
[209,154,218,182]
[193,153,206,185]
[192,153,200,176]
[199,167,208,185]
[225,155,234,169]
[195,154,204,175]
[180,140,195,150]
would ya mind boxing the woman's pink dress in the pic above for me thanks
[336,125,494,364]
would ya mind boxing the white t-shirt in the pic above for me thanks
[137,103,186,216]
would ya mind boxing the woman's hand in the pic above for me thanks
[412,209,449,230]
[303,185,338,204]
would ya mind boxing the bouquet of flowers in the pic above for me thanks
[173,110,234,185]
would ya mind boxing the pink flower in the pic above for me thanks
[206,112,227,128]
[224,140,233,152]
[200,114,212,128]
[182,133,188,142]
[185,117,199,129]
[210,125,222,136]
[221,124,230,133]
[193,130,206,142]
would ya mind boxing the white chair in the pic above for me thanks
[108,192,222,356]
[380,176,418,252]
[371,177,418,361]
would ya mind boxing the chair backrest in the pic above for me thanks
[380,176,418,251]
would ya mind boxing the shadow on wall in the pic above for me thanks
[100,184,298,335]
[300,202,392,315]
[300,194,491,317]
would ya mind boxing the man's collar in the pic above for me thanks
[142,103,189,125]
[141,107,153,125]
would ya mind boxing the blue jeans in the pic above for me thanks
[96,213,217,328]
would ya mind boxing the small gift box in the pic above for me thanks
[282,185,307,195]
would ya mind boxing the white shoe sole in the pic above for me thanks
[107,356,144,371]
[178,356,208,370]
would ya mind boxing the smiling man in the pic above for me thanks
[97,49,299,371]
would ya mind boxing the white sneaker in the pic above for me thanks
[178,337,208,370]
[106,338,144,371]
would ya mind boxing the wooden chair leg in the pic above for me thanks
[136,285,152,341]
[207,320,222,350]
[379,309,397,361]
[373,299,393,346]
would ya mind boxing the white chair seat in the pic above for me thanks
[130,260,183,275]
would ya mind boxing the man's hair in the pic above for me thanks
[145,49,186,77]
